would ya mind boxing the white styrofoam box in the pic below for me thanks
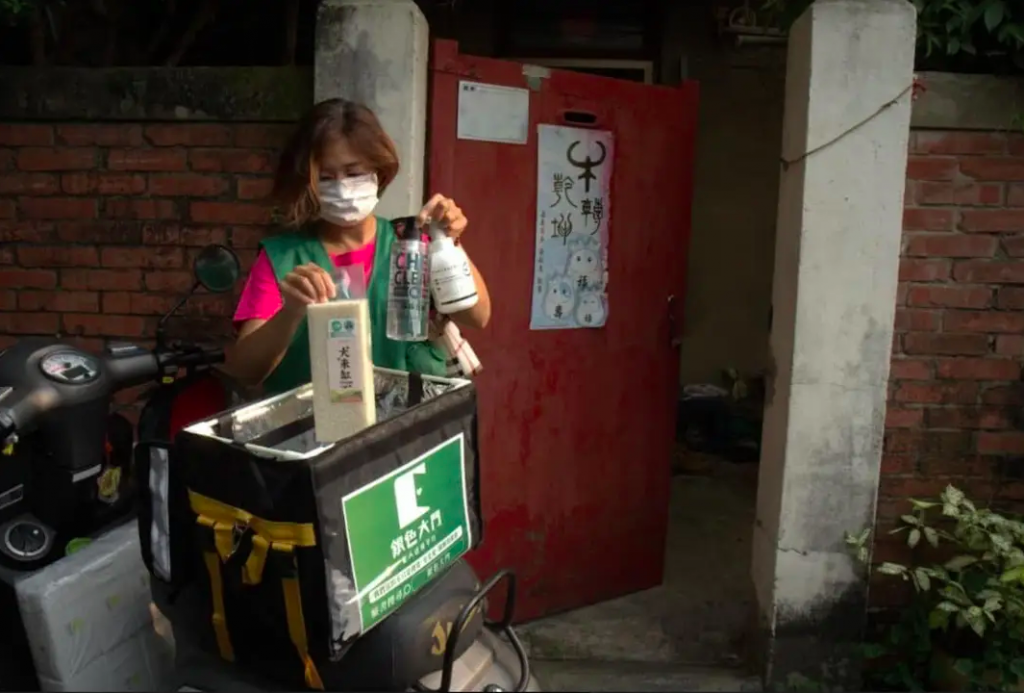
[14,520,172,692]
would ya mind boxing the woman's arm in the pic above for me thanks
[449,255,491,330]
[223,312,305,386]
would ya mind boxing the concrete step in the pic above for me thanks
[532,659,762,692]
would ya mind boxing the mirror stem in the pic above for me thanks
[156,280,201,348]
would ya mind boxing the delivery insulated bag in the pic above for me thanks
[164,368,482,690]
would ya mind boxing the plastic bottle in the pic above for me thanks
[386,217,430,341]
[428,222,479,314]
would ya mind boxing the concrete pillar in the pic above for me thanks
[314,0,429,218]
[751,0,916,688]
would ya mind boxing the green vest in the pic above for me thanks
[258,217,447,395]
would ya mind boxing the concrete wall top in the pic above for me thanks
[912,71,1024,131]
[0,67,313,122]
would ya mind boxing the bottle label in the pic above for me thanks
[326,317,363,404]
[431,254,477,307]
[390,247,429,301]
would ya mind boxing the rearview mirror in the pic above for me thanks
[193,244,240,294]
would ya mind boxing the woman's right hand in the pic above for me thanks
[280,263,336,318]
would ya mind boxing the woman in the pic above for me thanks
[225,99,492,394]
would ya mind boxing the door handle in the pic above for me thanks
[668,295,683,349]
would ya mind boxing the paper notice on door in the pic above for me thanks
[530,124,613,331]
[457,81,529,145]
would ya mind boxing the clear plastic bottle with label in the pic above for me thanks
[428,222,479,315]
[386,216,430,341]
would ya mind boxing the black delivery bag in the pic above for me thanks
[142,368,482,690]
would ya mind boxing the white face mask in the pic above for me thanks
[318,173,379,225]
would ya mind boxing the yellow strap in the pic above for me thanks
[202,550,235,663]
[243,535,270,586]
[278,546,324,691]
[189,490,317,547]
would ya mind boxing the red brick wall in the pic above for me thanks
[0,121,293,352]
[874,129,1024,599]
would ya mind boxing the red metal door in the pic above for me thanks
[428,40,699,621]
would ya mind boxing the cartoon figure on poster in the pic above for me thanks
[530,125,613,330]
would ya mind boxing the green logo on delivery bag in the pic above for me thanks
[341,434,472,632]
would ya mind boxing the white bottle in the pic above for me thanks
[428,224,479,314]
[307,299,376,443]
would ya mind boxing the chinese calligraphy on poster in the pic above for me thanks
[530,124,613,330]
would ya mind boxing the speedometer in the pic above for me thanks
[40,351,100,384]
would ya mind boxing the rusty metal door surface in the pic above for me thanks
[428,39,699,621]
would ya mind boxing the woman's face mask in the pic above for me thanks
[318,173,379,225]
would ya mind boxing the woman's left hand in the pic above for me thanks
[418,194,468,241]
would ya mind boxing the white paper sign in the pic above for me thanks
[530,124,613,330]
[457,81,529,145]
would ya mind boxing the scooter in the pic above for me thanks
[0,244,243,690]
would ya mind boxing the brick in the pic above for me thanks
[231,226,266,248]
[903,208,955,231]
[19,196,97,220]
[56,124,143,147]
[190,201,272,224]
[982,385,1024,405]
[996,335,1024,356]
[18,289,99,313]
[0,290,14,311]
[899,259,951,282]
[954,261,1024,284]
[1010,184,1024,207]
[959,157,1024,181]
[0,124,53,146]
[914,132,1006,155]
[894,308,940,332]
[17,147,96,171]
[18,245,99,268]
[144,270,194,293]
[0,200,13,219]
[105,198,179,220]
[108,148,187,172]
[61,268,142,291]
[960,210,1024,233]
[0,312,59,335]
[886,406,923,428]
[903,332,990,356]
[0,149,12,170]
[999,287,1024,310]
[880,454,916,475]
[978,432,1024,455]
[890,358,933,380]
[62,172,145,195]
[880,476,993,501]
[0,268,57,289]
[144,124,233,147]
[63,313,147,338]
[190,149,273,173]
[57,220,143,244]
[1002,236,1024,258]
[237,177,275,200]
[904,233,996,258]
[906,285,992,309]
[918,455,995,477]
[142,224,230,246]
[893,381,979,404]
[944,310,1024,333]
[100,246,183,269]
[149,174,229,197]
[927,406,1013,430]
[936,358,1021,380]
[0,173,58,195]
[916,181,1003,206]
[234,124,294,149]
[906,156,958,181]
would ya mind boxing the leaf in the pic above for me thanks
[862,642,886,659]
[929,609,950,629]
[909,528,922,548]
[924,527,940,548]
[937,600,961,613]
[909,499,939,510]
[1000,565,1024,583]
[1010,658,1024,680]
[946,555,978,571]
[877,562,908,576]
[945,485,966,506]
[985,0,1006,31]
[963,606,987,637]
[954,658,975,676]
[915,568,932,591]
[902,514,921,526]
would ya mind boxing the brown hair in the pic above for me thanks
[272,99,400,227]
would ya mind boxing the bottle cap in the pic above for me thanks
[392,216,422,242]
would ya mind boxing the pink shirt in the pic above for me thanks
[233,241,377,326]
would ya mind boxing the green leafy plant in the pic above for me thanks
[762,0,1024,74]
[847,485,1024,691]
